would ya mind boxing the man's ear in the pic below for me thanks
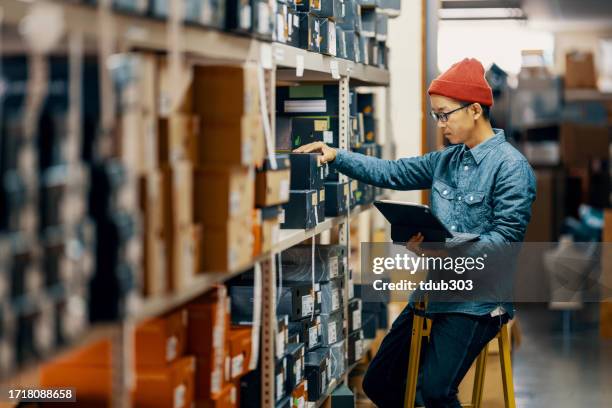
[471,103,482,121]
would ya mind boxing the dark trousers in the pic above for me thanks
[362,305,508,408]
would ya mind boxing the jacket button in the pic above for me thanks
[443,190,448,195]
[469,195,474,201]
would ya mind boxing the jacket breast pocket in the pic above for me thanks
[431,180,455,219]
[464,191,489,220]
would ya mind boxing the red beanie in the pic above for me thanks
[428,58,493,107]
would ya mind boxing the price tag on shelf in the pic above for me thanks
[296,54,305,77]
[260,43,273,69]
[330,59,340,79]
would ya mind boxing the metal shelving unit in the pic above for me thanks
[0,1,392,406]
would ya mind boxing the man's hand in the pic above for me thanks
[406,233,447,258]
[293,141,337,165]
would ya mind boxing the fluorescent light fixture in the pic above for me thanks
[439,7,526,20]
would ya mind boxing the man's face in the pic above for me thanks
[429,95,476,145]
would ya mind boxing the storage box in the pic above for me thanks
[280,190,318,230]
[297,12,321,52]
[135,309,188,368]
[226,0,254,32]
[336,26,347,59]
[197,115,264,166]
[161,163,194,231]
[277,85,339,116]
[348,298,362,332]
[289,153,326,190]
[321,277,343,314]
[158,58,193,117]
[324,181,349,216]
[140,173,167,296]
[319,18,337,56]
[285,342,305,392]
[347,329,364,365]
[261,205,282,252]
[228,326,253,379]
[252,0,276,39]
[194,166,255,225]
[304,348,330,401]
[320,310,344,346]
[170,224,201,290]
[329,340,346,381]
[133,356,196,408]
[231,283,321,321]
[193,65,259,119]
[200,216,254,271]
[565,51,597,89]
[375,10,387,41]
[287,7,301,47]
[158,114,199,165]
[288,315,322,352]
[317,187,325,222]
[196,382,238,408]
[239,356,288,404]
[280,244,346,281]
[187,288,230,399]
[291,380,308,408]
[360,7,376,37]
[277,315,290,359]
[256,155,291,207]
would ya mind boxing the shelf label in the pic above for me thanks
[302,294,314,317]
[330,60,340,79]
[332,290,340,312]
[260,43,273,70]
[328,322,337,344]
[296,54,305,77]
[308,325,318,348]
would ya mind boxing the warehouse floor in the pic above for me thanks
[514,304,612,408]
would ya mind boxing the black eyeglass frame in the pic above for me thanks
[429,103,472,122]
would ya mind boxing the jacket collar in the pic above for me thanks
[462,129,506,165]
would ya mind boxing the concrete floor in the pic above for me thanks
[513,304,612,408]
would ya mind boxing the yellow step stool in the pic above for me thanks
[403,303,516,408]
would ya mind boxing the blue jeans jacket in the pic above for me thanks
[331,129,536,317]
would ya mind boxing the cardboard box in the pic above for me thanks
[261,206,282,253]
[201,216,254,271]
[227,326,253,379]
[158,58,193,117]
[194,166,255,225]
[560,123,609,166]
[196,382,238,408]
[193,65,259,119]
[256,155,291,207]
[140,173,167,296]
[170,224,201,291]
[134,309,188,368]
[133,356,196,408]
[158,114,200,165]
[565,51,597,89]
[39,340,113,407]
[252,209,262,257]
[161,163,194,234]
[198,114,265,166]
[291,380,308,408]
[188,288,230,399]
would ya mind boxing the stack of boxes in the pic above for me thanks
[192,64,266,272]
[280,244,347,402]
[294,0,345,55]
[226,0,276,39]
[0,56,95,375]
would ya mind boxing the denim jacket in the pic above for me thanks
[331,129,536,317]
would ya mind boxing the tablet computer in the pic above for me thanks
[373,200,479,244]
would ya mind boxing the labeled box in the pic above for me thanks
[305,348,330,401]
[288,315,322,352]
[291,380,308,408]
[200,215,253,271]
[227,326,253,379]
[261,205,282,252]
[329,340,346,381]
[158,57,193,117]
[134,309,188,368]
[158,113,199,165]
[348,298,362,332]
[297,12,321,52]
[280,244,346,282]
[324,181,349,216]
[161,162,194,232]
[289,153,326,190]
[277,85,339,116]
[196,381,238,408]
[194,166,255,225]
[347,329,364,365]
[133,356,196,408]
[256,155,291,207]
[321,277,343,314]
[285,342,305,392]
[170,224,201,291]
[280,190,318,230]
[320,310,344,346]
[319,18,337,56]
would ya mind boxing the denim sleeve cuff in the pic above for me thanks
[329,149,349,171]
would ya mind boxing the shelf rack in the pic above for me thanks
[0,1,392,406]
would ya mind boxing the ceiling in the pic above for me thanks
[440,0,612,30]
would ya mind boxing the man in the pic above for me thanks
[294,58,536,407]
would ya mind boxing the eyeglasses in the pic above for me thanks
[429,104,472,123]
